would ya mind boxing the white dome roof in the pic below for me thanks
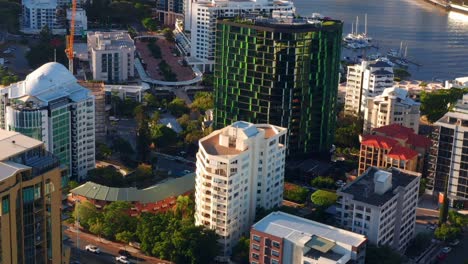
[24,62,76,97]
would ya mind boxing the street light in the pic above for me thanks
[75,200,81,263]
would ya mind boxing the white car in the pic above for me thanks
[85,244,101,254]
[116,255,131,263]
[442,246,452,254]
[449,239,460,246]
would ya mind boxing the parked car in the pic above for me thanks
[118,249,131,257]
[116,255,131,263]
[449,239,460,246]
[437,252,447,261]
[442,246,452,254]
[85,244,101,254]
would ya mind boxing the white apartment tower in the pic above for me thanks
[195,121,287,258]
[21,0,62,34]
[67,8,87,35]
[344,60,394,115]
[0,62,95,181]
[428,94,468,209]
[87,31,136,83]
[186,0,295,72]
[364,87,420,134]
[336,167,420,251]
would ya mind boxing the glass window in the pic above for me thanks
[252,235,261,242]
[2,195,9,214]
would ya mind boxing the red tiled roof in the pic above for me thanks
[361,135,398,149]
[387,145,419,160]
[372,124,431,149]
[408,134,432,149]
[373,124,414,137]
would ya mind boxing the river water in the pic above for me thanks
[293,0,468,80]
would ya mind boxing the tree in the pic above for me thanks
[283,184,309,203]
[112,137,134,157]
[142,17,159,31]
[89,219,105,241]
[448,210,468,227]
[232,236,250,264]
[434,223,461,241]
[311,190,338,208]
[116,230,134,249]
[365,245,403,264]
[73,201,100,230]
[168,98,189,117]
[393,68,411,80]
[420,88,468,123]
[134,105,152,162]
[151,124,178,148]
[162,27,174,42]
[190,92,214,112]
[311,176,335,189]
[419,178,427,196]
[144,93,159,108]
[88,166,125,187]
[173,195,194,219]
[0,0,21,33]
[405,233,432,257]
[96,142,112,160]
[102,201,137,240]
[68,180,79,190]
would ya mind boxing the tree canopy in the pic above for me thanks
[365,245,403,264]
[283,184,308,203]
[73,200,100,230]
[311,190,338,208]
[168,98,189,117]
[434,223,461,241]
[420,88,468,123]
[190,92,214,112]
[232,236,250,264]
[311,176,335,189]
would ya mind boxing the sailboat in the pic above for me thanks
[343,14,373,48]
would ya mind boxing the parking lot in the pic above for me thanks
[155,154,195,177]
[1,41,31,78]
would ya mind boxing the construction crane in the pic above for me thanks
[65,0,77,73]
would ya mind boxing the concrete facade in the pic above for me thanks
[87,31,136,83]
[194,121,287,258]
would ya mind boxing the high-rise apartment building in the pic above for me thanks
[0,62,95,181]
[185,0,295,72]
[364,87,420,134]
[194,121,287,258]
[344,60,394,115]
[87,31,136,83]
[21,0,63,34]
[157,0,184,25]
[213,16,342,156]
[0,130,64,263]
[336,167,420,251]
[428,94,468,209]
[251,211,367,264]
[358,124,431,175]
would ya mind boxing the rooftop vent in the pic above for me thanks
[374,170,392,195]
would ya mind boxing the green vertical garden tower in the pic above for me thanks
[213,16,343,156]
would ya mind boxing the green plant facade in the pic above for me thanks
[213,18,342,156]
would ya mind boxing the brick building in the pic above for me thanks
[68,173,194,215]
[359,124,431,175]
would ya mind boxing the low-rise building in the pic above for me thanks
[87,31,136,83]
[359,124,431,175]
[364,87,420,133]
[251,211,367,264]
[336,167,420,251]
[0,130,65,263]
[68,173,195,215]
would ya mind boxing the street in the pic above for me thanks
[64,226,171,264]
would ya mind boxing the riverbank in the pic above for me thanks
[421,0,468,15]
